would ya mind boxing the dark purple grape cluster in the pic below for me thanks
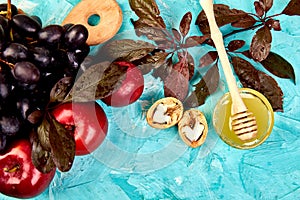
[0,3,90,152]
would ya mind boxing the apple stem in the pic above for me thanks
[4,165,20,173]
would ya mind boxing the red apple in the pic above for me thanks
[0,139,56,199]
[102,61,144,107]
[52,102,108,156]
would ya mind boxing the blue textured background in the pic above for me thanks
[1,0,300,199]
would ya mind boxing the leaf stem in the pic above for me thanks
[223,23,264,39]
[266,13,283,19]
[0,58,14,69]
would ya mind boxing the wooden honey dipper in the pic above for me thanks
[200,0,258,141]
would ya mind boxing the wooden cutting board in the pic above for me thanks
[62,0,123,46]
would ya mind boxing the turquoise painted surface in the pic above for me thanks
[0,0,300,199]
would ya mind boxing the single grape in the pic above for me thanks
[31,15,42,27]
[0,3,18,17]
[31,46,52,70]
[0,113,22,136]
[0,15,9,36]
[12,14,41,38]
[38,24,64,48]
[16,96,30,120]
[74,43,90,63]
[13,61,40,84]
[0,71,14,100]
[62,23,74,31]
[64,24,88,50]
[2,43,30,63]
[67,51,80,69]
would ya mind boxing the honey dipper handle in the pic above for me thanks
[200,0,247,114]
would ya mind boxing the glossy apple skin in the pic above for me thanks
[0,139,56,199]
[102,61,144,107]
[52,102,108,156]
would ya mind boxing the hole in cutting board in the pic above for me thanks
[88,14,100,26]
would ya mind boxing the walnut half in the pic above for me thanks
[178,109,208,148]
[146,97,184,129]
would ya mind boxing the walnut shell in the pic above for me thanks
[146,97,184,129]
[178,109,208,148]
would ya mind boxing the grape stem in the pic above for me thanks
[0,58,14,69]
[6,0,12,20]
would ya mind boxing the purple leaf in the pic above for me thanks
[250,25,272,62]
[254,1,265,17]
[129,0,166,28]
[232,56,283,112]
[184,64,219,108]
[266,19,281,31]
[164,59,189,102]
[172,28,181,43]
[184,35,210,48]
[261,52,296,84]
[282,0,300,16]
[196,4,249,34]
[260,0,274,12]
[178,51,195,80]
[180,12,192,38]
[228,40,246,52]
[199,51,218,68]
[231,14,257,28]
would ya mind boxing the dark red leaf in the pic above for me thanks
[50,77,74,103]
[206,38,215,47]
[48,113,75,172]
[184,35,210,48]
[250,25,272,62]
[261,52,296,84]
[164,59,189,102]
[134,50,169,74]
[199,51,218,68]
[196,4,249,34]
[282,0,300,16]
[260,0,274,12]
[178,51,195,80]
[132,19,169,43]
[152,57,173,81]
[180,12,192,38]
[231,15,256,29]
[232,56,283,112]
[129,0,168,43]
[184,64,220,108]
[30,129,56,174]
[266,19,281,31]
[228,40,246,52]
[254,1,265,17]
[103,39,155,62]
[129,0,166,28]
[70,62,128,102]
[172,28,181,43]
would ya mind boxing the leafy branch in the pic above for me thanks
[102,0,299,112]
